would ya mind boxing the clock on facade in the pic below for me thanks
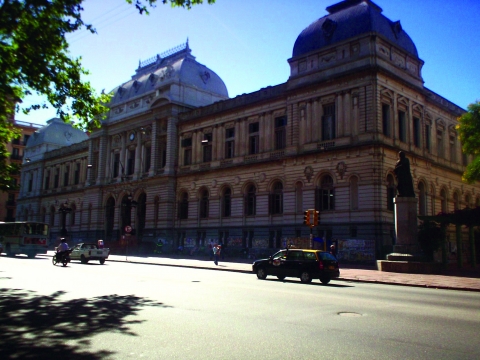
[129,133,135,141]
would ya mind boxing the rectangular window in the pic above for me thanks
[127,149,135,175]
[182,138,192,166]
[28,174,33,192]
[274,116,287,150]
[54,169,59,188]
[202,133,212,163]
[74,163,80,185]
[382,104,391,137]
[225,128,235,159]
[413,117,421,147]
[425,124,431,152]
[437,130,444,158]
[449,135,456,162]
[44,171,50,190]
[144,147,151,173]
[113,153,120,177]
[63,166,69,186]
[398,111,406,142]
[322,104,336,141]
[249,122,259,155]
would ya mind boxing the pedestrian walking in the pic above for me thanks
[213,243,221,265]
[329,244,337,258]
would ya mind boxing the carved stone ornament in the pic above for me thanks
[304,166,314,183]
[336,161,346,179]
[64,131,72,141]
[212,179,217,188]
[235,176,240,185]
[191,182,196,190]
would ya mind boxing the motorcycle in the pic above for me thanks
[52,249,72,267]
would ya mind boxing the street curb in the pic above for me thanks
[41,254,480,292]
[105,258,480,292]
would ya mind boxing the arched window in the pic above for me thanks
[269,181,283,215]
[295,182,303,213]
[105,198,115,236]
[440,188,448,213]
[199,190,209,218]
[387,174,395,211]
[121,195,132,230]
[430,185,436,215]
[453,192,459,211]
[316,175,334,211]
[222,188,231,217]
[178,192,189,219]
[350,176,358,210]
[418,182,427,216]
[245,184,256,216]
[465,194,472,209]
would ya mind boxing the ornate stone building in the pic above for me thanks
[17,0,480,262]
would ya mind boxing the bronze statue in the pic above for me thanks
[393,151,415,197]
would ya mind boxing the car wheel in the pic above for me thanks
[300,271,312,284]
[320,276,331,285]
[256,267,267,280]
[277,276,286,281]
[99,258,105,265]
[80,255,88,264]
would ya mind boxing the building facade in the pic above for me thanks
[0,119,41,222]
[17,0,480,263]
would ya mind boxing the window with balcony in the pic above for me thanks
[269,181,283,215]
[316,175,335,211]
[182,138,192,166]
[199,190,209,218]
[245,184,256,216]
[63,166,69,186]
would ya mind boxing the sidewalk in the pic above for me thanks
[98,252,480,292]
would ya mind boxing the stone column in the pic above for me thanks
[96,136,106,184]
[393,197,419,254]
[150,120,158,176]
[164,117,177,175]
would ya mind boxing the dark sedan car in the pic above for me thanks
[252,249,340,284]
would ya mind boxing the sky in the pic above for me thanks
[18,0,480,125]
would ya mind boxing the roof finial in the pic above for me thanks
[186,37,190,51]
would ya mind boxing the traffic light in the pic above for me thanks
[313,210,319,226]
[303,210,310,226]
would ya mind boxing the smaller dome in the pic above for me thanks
[26,118,88,148]
[292,0,418,58]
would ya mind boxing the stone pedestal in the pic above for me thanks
[393,196,419,254]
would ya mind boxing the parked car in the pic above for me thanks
[252,248,340,284]
[69,242,110,264]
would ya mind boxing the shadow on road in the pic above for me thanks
[0,288,170,359]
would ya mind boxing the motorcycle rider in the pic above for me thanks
[55,238,69,261]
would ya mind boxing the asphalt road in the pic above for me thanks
[1,255,479,359]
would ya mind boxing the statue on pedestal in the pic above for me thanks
[394,151,415,198]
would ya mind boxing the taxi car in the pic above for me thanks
[252,248,340,284]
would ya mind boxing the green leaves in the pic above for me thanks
[457,101,480,183]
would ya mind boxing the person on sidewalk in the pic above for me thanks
[329,244,337,258]
[213,243,221,265]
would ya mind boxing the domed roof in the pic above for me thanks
[108,41,228,107]
[26,117,88,148]
[292,0,418,58]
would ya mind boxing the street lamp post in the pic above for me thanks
[58,202,72,238]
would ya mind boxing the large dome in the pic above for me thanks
[292,0,418,58]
